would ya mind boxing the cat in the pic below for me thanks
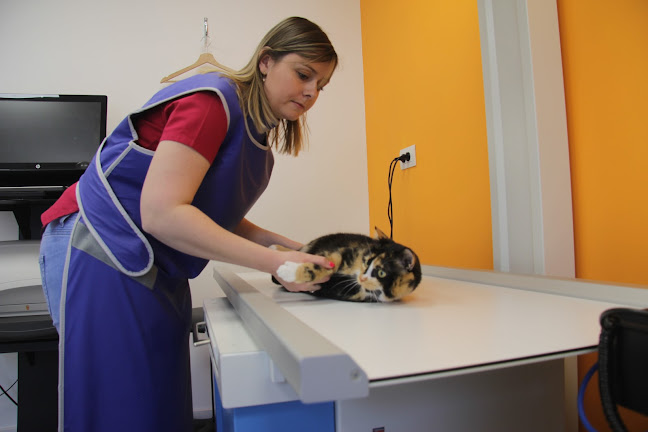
[271,228,422,303]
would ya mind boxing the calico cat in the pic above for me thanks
[272,228,421,303]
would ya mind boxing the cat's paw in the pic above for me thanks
[276,261,301,282]
[276,261,332,283]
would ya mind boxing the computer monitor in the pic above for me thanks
[0,93,107,190]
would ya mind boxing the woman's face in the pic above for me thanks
[259,53,335,121]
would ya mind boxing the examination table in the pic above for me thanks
[199,264,648,431]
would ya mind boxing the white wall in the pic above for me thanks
[0,0,369,238]
[0,0,368,428]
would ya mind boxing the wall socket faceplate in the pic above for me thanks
[400,145,417,169]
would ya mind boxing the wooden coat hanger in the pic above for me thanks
[160,52,220,83]
[160,18,220,83]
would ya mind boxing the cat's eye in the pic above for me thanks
[377,269,386,278]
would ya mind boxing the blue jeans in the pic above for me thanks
[38,212,78,332]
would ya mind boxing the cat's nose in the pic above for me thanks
[358,275,367,282]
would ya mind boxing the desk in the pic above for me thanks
[204,265,648,431]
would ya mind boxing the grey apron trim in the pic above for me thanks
[71,219,159,290]
[57,212,78,431]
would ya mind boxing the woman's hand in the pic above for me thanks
[272,250,334,292]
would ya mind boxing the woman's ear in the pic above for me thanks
[258,48,273,76]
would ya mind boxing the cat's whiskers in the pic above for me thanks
[339,278,363,299]
[366,288,381,303]
[342,282,360,298]
[329,277,357,296]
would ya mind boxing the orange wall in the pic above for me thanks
[557,1,648,431]
[558,0,648,287]
[362,0,648,430]
[360,1,492,269]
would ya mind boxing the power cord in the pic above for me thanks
[388,152,410,239]
[0,379,18,406]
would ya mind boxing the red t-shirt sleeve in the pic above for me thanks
[135,91,228,164]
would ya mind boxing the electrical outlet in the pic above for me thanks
[400,145,416,170]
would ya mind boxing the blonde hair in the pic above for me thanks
[206,17,338,156]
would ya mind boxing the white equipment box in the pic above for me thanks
[0,241,48,317]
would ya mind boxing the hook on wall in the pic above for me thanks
[202,17,211,52]
[160,16,221,83]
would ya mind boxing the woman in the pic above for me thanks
[38,16,338,431]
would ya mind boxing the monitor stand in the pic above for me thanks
[0,197,60,240]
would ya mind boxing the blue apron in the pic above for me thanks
[58,73,273,431]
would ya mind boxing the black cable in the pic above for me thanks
[387,153,410,240]
[599,315,628,432]
[0,379,18,406]
[388,157,398,239]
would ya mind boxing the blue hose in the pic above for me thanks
[578,362,600,432]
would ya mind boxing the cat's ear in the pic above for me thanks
[373,226,389,240]
[402,249,417,271]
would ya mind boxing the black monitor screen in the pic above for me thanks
[0,94,107,170]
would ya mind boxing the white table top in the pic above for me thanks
[233,271,627,382]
